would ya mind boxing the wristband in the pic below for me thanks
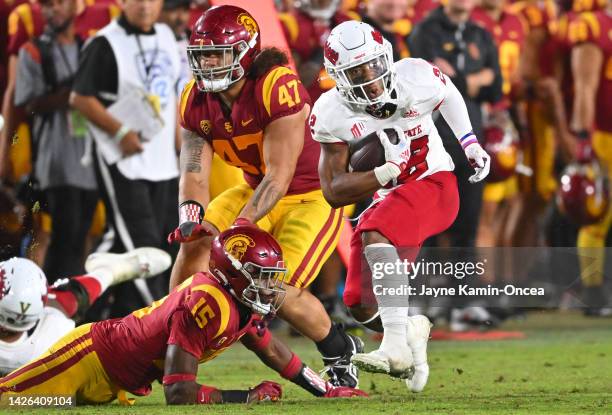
[113,125,131,144]
[197,384,219,404]
[459,131,478,150]
[373,162,401,186]
[179,200,204,225]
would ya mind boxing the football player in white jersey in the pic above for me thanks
[0,248,171,375]
[310,20,491,392]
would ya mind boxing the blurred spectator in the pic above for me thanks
[279,1,359,107]
[14,0,98,280]
[409,0,502,248]
[159,0,191,93]
[71,0,181,316]
[362,0,411,60]
[0,0,117,268]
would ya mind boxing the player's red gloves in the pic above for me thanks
[248,381,282,402]
[323,386,369,398]
[232,217,255,227]
[167,201,213,244]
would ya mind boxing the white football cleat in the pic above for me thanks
[405,315,433,392]
[85,247,172,286]
[352,344,413,378]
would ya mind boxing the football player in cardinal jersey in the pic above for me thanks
[569,2,612,316]
[0,248,171,376]
[0,226,366,404]
[310,20,491,391]
[169,5,364,389]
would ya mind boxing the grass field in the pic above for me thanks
[7,311,612,414]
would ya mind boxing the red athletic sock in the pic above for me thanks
[50,275,102,318]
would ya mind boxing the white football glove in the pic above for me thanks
[374,126,411,186]
[379,126,411,168]
[464,142,491,183]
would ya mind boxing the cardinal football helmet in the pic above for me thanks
[557,161,610,225]
[210,225,286,316]
[0,258,47,332]
[188,5,261,92]
[324,20,396,107]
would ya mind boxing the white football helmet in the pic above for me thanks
[324,20,396,107]
[0,258,47,332]
[295,0,341,20]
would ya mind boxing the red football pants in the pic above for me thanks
[344,171,459,308]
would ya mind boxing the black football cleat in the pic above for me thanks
[321,333,364,388]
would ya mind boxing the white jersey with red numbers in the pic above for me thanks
[0,307,75,375]
[310,58,464,198]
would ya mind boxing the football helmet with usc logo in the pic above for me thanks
[557,161,610,225]
[323,20,396,107]
[210,225,287,316]
[188,5,261,92]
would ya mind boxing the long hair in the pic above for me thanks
[248,47,289,79]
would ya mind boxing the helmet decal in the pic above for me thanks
[371,30,383,44]
[224,234,256,261]
[324,41,339,65]
[237,12,258,38]
[0,267,10,300]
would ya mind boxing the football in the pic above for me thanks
[349,128,400,172]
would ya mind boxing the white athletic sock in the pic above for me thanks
[364,243,409,352]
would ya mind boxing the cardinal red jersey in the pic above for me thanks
[7,1,118,56]
[179,66,320,194]
[471,7,527,99]
[572,0,606,12]
[279,10,357,102]
[570,10,612,133]
[90,272,257,395]
[510,0,558,76]
[1,0,29,97]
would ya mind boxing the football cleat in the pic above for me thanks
[85,247,172,286]
[405,315,432,392]
[322,333,364,388]
[351,347,414,379]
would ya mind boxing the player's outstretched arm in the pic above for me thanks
[318,142,383,208]
[168,129,217,244]
[241,323,368,398]
[163,344,282,404]
[238,105,309,223]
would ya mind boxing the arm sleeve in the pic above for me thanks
[476,30,503,104]
[72,36,117,97]
[14,43,45,107]
[438,75,475,142]
[167,309,208,359]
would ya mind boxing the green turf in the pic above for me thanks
[5,311,612,414]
